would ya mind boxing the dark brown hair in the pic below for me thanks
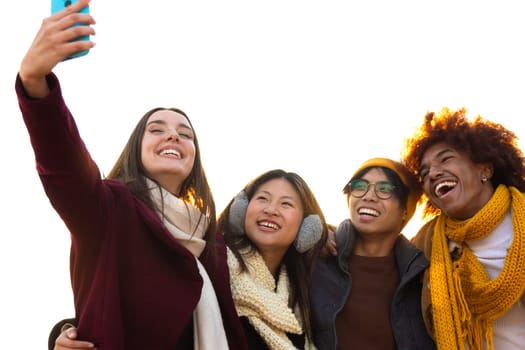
[219,169,328,341]
[107,107,217,255]
[402,107,525,217]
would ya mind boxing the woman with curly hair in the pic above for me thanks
[402,107,525,350]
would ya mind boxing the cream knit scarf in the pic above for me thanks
[148,179,229,350]
[227,248,316,350]
[430,185,525,350]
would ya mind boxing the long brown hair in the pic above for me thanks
[219,169,328,341]
[107,107,217,254]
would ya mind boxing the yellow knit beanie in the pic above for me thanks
[345,157,422,223]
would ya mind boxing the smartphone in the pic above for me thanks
[51,0,90,60]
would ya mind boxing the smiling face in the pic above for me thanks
[244,178,304,263]
[141,110,196,195]
[349,168,406,238]
[419,142,494,220]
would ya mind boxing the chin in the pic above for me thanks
[442,206,469,221]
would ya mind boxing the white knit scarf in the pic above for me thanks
[227,247,316,350]
[148,179,229,350]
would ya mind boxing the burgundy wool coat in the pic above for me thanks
[16,73,247,350]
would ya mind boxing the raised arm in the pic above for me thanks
[16,0,103,242]
[19,0,95,98]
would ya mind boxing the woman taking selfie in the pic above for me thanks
[17,1,246,348]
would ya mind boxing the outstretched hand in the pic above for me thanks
[19,0,95,98]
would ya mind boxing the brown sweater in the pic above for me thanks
[336,253,399,349]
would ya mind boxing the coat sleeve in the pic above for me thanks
[16,72,109,242]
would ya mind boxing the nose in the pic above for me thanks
[362,184,379,201]
[427,164,444,180]
[263,203,279,216]
[167,130,180,142]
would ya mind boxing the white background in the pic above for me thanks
[1,1,524,348]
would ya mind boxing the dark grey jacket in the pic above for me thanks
[311,219,436,350]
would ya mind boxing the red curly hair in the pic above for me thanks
[402,107,525,218]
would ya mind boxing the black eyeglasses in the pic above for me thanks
[347,179,396,200]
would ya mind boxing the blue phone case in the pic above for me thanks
[51,0,90,60]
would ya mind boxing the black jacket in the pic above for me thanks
[310,219,436,350]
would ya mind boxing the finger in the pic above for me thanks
[328,240,338,256]
[320,240,336,257]
[60,39,96,57]
[53,10,96,59]
[65,327,78,339]
[70,0,91,14]
[327,228,335,241]
[58,22,96,46]
[55,11,96,36]
[55,342,95,350]
[55,329,95,349]
[52,0,91,19]
[65,328,95,348]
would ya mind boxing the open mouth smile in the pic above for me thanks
[358,207,379,217]
[434,181,457,198]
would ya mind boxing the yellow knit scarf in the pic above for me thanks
[430,185,525,350]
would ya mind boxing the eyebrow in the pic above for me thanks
[436,148,454,158]
[418,148,454,173]
[259,190,297,201]
[146,119,193,131]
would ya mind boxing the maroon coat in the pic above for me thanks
[16,73,247,350]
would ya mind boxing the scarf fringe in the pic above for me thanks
[430,185,525,350]
[466,318,494,350]
[452,266,471,337]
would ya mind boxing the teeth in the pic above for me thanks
[358,208,379,217]
[160,149,180,158]
[435,181,457,196]
[259,221,279,230]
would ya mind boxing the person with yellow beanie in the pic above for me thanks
[310,158,436,349]
[403,107,525,350]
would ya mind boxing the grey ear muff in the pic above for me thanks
[228,191,249,235]
[294,214,323,253]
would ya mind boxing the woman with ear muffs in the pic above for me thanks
[51,169,328,350]
[220,169,328,350]
[310,158,436,350]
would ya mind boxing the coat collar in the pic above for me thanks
[334,219,429,277]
